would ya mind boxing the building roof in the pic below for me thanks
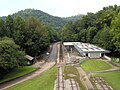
[63,42,110,53]
[24,55,34,61]
[63,42,74,46]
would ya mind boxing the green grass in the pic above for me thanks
[7,66,58,90]
[64,65,85,90]
[93,71,120,90]
[0,66,36,84]
[81,59,112,72]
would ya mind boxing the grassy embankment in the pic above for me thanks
[7,66,58,90]
[0,66,36,84]
[81,59,120,90]
[64,65,86,90]
[81,59,112,72]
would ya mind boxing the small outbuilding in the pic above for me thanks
[24,55,34,65]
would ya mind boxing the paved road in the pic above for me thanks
[0,42,58,90]
[47,42,58,62]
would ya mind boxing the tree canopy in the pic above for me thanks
[0,15,55,76]
[0,16,54,56]
[110,12,120,52]
[0,37,25,76]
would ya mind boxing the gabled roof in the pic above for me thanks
[24,55,34,61]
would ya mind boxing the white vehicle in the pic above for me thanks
[46,52,49,56]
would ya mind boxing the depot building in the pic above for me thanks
[63,42,110,58]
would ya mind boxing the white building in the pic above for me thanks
[63,42,110,58]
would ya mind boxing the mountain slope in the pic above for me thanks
[0,9,83,30]
[13,9,67,29]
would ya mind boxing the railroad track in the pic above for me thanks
[59,43,63,63]
[70,79,80,90]
[55,66,64,90]
[54,43,80,90]
[55,66,80,90]
[59,44,63,62]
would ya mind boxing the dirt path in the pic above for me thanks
[88,67,120,75]
[76,67,94,90]
[62,50,93,90]
[0,43,58,90]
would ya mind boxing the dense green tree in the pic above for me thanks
[0,37,25,76]
[59,22,74,41]
[78,29,86,42]
[93,25,115,50]
[110,12,120,52]
[24,17,50,56]
[0,19,5,37]
[5,15,14,37]
[0,15,52,57]
[86,27,97,43]
[13,16,25,48]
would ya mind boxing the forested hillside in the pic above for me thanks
[1,5,120,78]
[0,16,55,56]
[0,15,56,76]
[0,9,83,77]
[0,9,83,30]
[59,5,120,55]
[63,14,84,22]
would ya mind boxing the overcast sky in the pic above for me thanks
[0,0,120,17]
